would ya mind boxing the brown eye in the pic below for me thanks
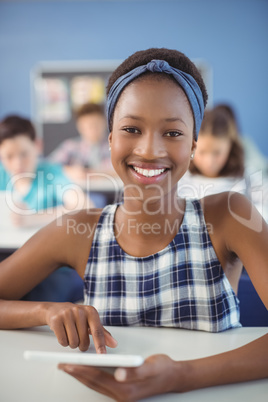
[165,131,182,137]
[124,127,140,134]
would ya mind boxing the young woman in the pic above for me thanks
[0,48,267,400]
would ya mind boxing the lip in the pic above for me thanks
[128,164,170,185]
[128,162,170,170]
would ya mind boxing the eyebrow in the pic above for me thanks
[120,114,187,126]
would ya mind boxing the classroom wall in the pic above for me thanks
[0,0,267,155]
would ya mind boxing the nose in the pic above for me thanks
[12,155,25,173]
[133,132,167,160]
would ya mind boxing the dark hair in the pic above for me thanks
[213,103,241,133]
[189,107,245,177]
[0,115,36,145]
[106,48,208,133]
[74,103,105,120]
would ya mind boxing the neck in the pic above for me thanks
[117,188,186,237]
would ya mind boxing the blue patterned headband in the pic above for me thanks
[107,59,205,138]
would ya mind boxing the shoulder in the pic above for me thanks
[201,191,268,253]
[58,137,79,148]
[54,208,103,276]
[202,191,258,227]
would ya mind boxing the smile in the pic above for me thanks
[132,166,167,177]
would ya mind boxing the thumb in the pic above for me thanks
[114,359,152,383]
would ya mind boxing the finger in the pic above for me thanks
[114,357,157,383]
[51,321,69,348]
[104,328,118,348]
[88,327,117,348]
[114,366,148,383]
[63,316,79,349]
[75,312,90,351]
[87,308,107,354]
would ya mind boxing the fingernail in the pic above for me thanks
[107,331,117,342]
[114,368,127,382]
[97,346,107,354]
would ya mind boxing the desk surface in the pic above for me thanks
[0,224,40,251]
[0,326,267,402]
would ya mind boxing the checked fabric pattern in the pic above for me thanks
[84,200,241,332]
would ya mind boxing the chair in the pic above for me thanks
[237,271,268,326]
[22,267,84,303]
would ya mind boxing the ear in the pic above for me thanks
[108,132,112,148]
[191,139,197,155]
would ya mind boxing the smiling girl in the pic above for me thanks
[0,48,267,400]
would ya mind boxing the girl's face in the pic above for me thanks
[193,133,232,178]
[109,77,196,200]
[0,135,38,176]
[76,113,107,144]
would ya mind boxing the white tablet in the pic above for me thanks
[24,350,144,367]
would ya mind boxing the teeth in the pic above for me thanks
[133,166,166,177]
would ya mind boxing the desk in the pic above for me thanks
[0,224,39,253]
[0,192,41,253]
[0,326,267,402]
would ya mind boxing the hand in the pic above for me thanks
[44,303,117,353]
[10,211,29,227]
[58,354,179,401]
[64,165,87,181]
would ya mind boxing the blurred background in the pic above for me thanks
[0,0,267,156]
[0,0,267,322]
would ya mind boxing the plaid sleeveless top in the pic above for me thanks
[84,199,241,332]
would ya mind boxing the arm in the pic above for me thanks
[223,192,268,308]
[59,333,268,401]
[175,333,268,391]
[0,210,117,351]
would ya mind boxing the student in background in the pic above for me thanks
[0,114,86,302]
[213,103,268,176]
[212,103,268,221]
[177,106,246,199]
[48,102,118,207]
[48,102,115,183]
[178,105,268,221]
[0,114,90,228]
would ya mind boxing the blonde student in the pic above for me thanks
[0,48,267,401]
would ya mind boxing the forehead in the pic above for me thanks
[197,134,231,150]
[77,113,105,123]
[115,75,192,116]
[0,135,34,152]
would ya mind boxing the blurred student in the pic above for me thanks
[0,114,89,228]
[177,106,247,199]
[48,102,115,183]
[0,114,86,302]
[212,103,268,221]
[213,103,268,176]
